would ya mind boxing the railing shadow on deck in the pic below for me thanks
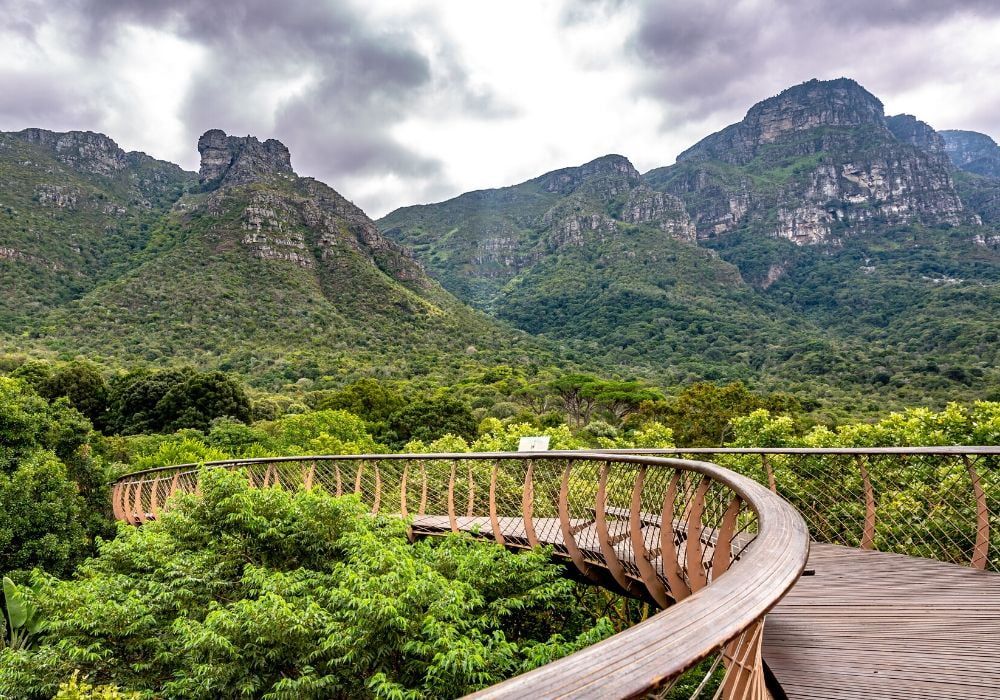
[111,452,809,700]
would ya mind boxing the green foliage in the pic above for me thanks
[0,377,107,576]
[107,368,250,434]
[0,452,88,577]
[55,672,140,700]
[312,379,406,424]
[389,394,477,446]
[1,576,46,650]
[156,370,252,432]
[0,469,613,699]
[730,401,1000,448]
[13,360,110,431]
[664,381,799,446]
[0,131,193,332]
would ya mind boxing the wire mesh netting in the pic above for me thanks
[111,453,785,699]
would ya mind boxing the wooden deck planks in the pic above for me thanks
[412,515,1000,698]
[763,543,1000,699]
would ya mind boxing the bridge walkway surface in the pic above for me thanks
[412,516,1000,700]
[763,543,1000,700]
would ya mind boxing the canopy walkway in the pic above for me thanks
[111,448,1000,699]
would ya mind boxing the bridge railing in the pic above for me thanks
[111,453,808,699]
[603,447,999,571]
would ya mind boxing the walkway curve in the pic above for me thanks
[111,452,810,699]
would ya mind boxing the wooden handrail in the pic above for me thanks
[111,452,809,699]
[605,447,997,569]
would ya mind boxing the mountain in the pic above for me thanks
[646,78,973,246]
[941,130,1000,178]
[381,78,1000,404]
[938,130,1000,230]
[380,152,846,388]
[1,129,551,382]
[0,129,194,329]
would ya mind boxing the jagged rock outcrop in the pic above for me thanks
[887,114,947,155]
[941,130,1000,178]
[15,128,130,177]
[650,78,972,245]
[534,154,640,194]
[195,130,428,288]
[621,186,697,241]
[677,78,886,165]
[197,129,294,188]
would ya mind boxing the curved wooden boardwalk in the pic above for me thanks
[413,519,1000,699]
[111,449,1000,699]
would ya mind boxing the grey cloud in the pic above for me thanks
[0,0,506,213]
[622,0,1000,141]
[0,69,103,127]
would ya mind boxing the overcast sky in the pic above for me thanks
[3,0,999,218]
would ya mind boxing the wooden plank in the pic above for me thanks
[764,543,1000,700]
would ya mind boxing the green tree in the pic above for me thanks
[0,469,612,699]
[312,379,405,424]
[0,451,86,577]
[0,378,105,574]
[546,374,602,427]
[156,371,251,432]
[389,394,477,446]
[25,361,110,433]
[667,381,799,446]
[108,369,251,434]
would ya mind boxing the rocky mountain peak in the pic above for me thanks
[941,130,1000,178]
[678,78,887,165]
[533,153,640,194]
[15,128,130,177]
[886,114,946,154]
[197,129,294,188]
[745,78,884,135]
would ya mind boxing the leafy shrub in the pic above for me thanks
[0,469,612,698]
[0,378,106,575]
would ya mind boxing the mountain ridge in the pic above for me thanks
[379,77,1000,404]
[0,128,558,384]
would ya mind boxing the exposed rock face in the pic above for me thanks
[534,154,640,194]
[197,129,294,188]
[34,184,81,209]
[196,129,428,288]
[238,191,312,268]
[16,128,130,177]
[678,78,886,165]
[770,153,967,244]
[940,130,1000,178]
[621,186,697,241]
[887,114,947,155]
[652,78,972,245]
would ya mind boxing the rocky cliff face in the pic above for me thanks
[197,129,295,188]
[195,130,428,290]
[678,78,886,165]
[15,128,131,177]
[886,114,947,154]
[650,78,972,246]
[380,153,701,308]
[941,130,1000,178]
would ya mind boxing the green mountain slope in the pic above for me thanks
[380,78,1000,404]
[0,129,194,329]
[2,130,555,384]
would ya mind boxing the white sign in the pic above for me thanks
[518,436,551,452]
